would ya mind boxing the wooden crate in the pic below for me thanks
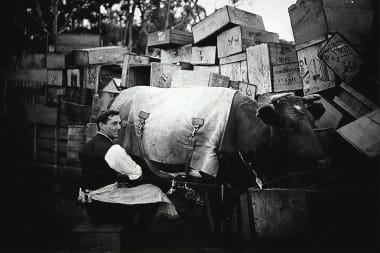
[337,108,380,158]
[314,97,343,129]
[160,44,192,64]
[192,5,265,44]
[171,70,229,88]
[47,52,67,69]
[47,69,64,86]
[56,33,100,52]
[127,65,151,88]
[220,52,248,83]
[247,43,302,94]
[318,33,364,84]
[238,82,257,100]
[217,26,279,58]
[150,63,181,88]
[191,46,217,65]
[296,38,336,95]
[193,65,220,74]
[68,46,129,66]
[333,83,378,119]
[288,0,374,46]
[147,29,193,48]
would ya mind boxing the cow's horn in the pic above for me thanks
[303,94,322,103]
[270,93,293,103]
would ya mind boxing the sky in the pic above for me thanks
[197,0,297,42]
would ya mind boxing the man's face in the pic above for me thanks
[99,115,121,139]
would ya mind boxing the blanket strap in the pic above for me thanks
[136,111,174,179]
[184,118,204,178]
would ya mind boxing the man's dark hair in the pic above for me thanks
[96,110,119,129]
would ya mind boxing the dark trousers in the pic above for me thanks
[85,200,159,236]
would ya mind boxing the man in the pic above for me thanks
[78,110,178,230]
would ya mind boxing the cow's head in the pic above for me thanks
[256,93,330,175]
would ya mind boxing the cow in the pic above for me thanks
[110,86,328,189]
[109,86,329,243]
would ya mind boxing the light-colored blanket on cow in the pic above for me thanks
[111,86,237,177]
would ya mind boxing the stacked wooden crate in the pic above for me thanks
[288,0,379,157]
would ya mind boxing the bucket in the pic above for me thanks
[67,125,86,162]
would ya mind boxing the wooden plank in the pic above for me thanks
[337,108,380,158]
[272,63,302,92]
[150,63,181,88]
[56,33,100,52]
[220,60,248,83]
[25,105,58,125]
[47,53,66,69]
[193,65,220,74]
[191,46,217,65]
[171,70,229,88]
[219,52,247,65]
[333,83,378,118]
[249,188,308,237]
[161,44,192,64]
[238,82,257,100]
[84,65,101,91]
[315,97,343,129]
[297,39,335,95]
[288,0,373,46]
[257,91,295,104]
[68,46,129,66]
[147,29,193,48]
[268,43,298,65]
[246,44,272,95]
[8,69,47,83]
[217,26,279,58]
[318,33,364,84]
[192,6,265,44]
[47,70,64,86]
[15,53,46,69]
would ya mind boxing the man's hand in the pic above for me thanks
[78,188,92,203]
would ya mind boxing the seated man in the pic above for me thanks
[78,110,178,232]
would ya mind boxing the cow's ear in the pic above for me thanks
[307,102,325,121]
[257,104,277,125]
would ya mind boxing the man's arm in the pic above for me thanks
[104,144,142,180]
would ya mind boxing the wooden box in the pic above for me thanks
[238,82,257,100]
[192,5,265,44]
[171,70,229,88]
[72,222,126,252]
[191,46,217,65]
[47,69,64,86]
[126,65,151,88]
[314,97,343,129]
[68,46,129,66]
[47,53,66,69]
[337,108,380,158]
[150,63,181,88]
[247,43,302,94]
[160,44,192,64]
[193,65,220,74]
[296,38,336,95]
[220,52,248,83]
[333,83,378,119]
[56,33,100,52]
[217,26,279,58]
[147,29,193,48]
[288,0,374,46]
[318,33,364,84]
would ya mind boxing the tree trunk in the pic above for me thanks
[165,0,171,29]
[51,0,59,50]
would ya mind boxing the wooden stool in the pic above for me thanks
[71,222,126,252]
